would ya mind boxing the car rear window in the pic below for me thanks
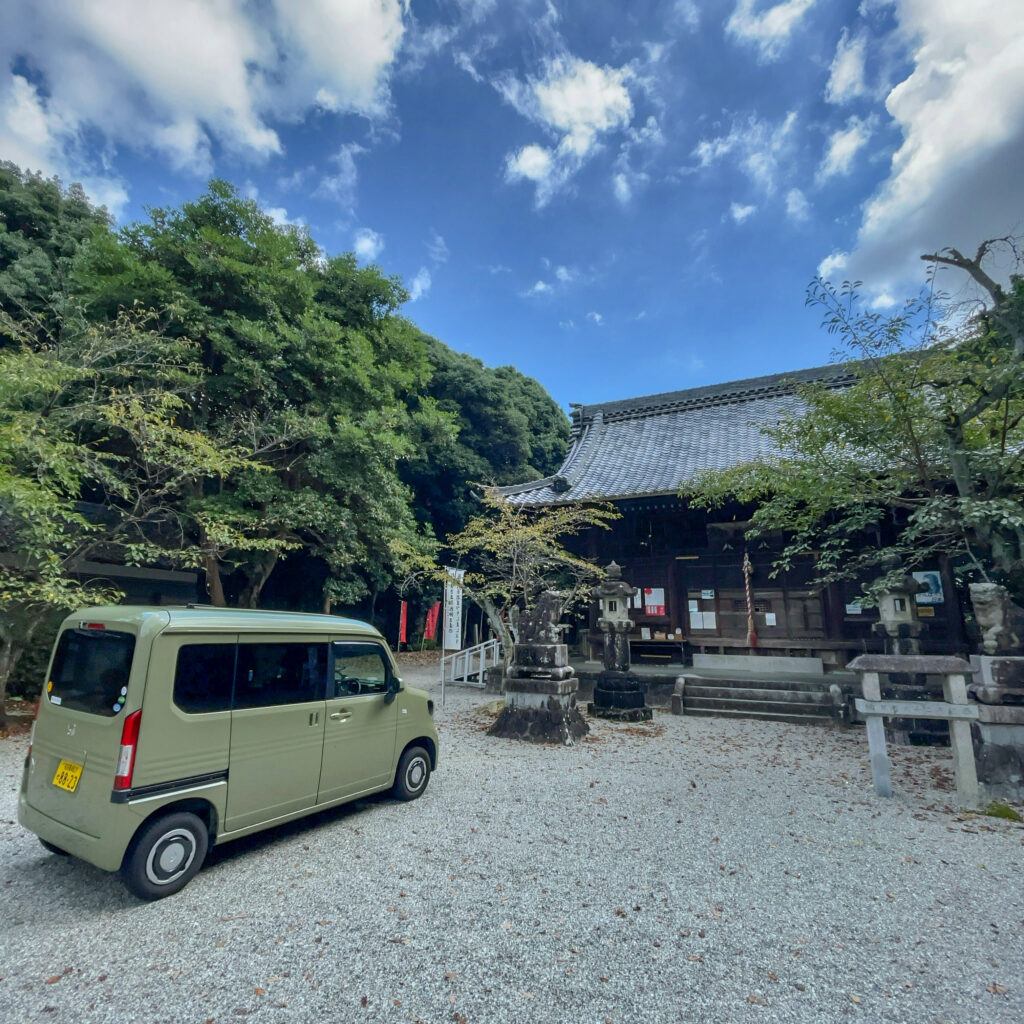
[173,643,236,713]
[47,628,136,717]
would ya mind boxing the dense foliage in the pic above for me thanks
[0,163,569,712]
[685,239,1024,604]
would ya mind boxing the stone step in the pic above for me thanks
[679,673,851,693]
[683,705,834,724]
[684,685,834,705]
[685,695,831,717]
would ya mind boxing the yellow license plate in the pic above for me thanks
[52,760,83,793]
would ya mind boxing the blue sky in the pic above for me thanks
[2,0,1022,409]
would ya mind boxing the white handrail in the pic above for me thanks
[441,638,503,706]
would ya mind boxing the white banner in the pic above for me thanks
[442,567,465,651]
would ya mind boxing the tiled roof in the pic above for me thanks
[500,363,856,505]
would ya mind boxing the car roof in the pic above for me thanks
[61,606,383,638]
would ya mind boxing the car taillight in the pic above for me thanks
[114,710,142,791]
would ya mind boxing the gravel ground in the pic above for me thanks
[2,662,1023,1024]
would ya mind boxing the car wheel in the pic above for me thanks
[121,812,208,901]
[393,745,431,801]
[39,838,70,856]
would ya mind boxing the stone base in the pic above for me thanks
[488,695,589,745]
[972,709,1024,801]
[587,703,653,722]
[970,655,1024,704]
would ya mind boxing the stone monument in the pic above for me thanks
[588,562,652,722]
[967,583,1024,800]
[487,591,588,745]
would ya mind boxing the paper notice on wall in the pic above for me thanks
[764,612,777,626]
[702,612,717,629]
[689,612,703,630]
[688,599,699,612]
[641,627,651,639]
[644,587,666,616]
[632,589,643,609]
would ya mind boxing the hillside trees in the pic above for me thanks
[0,165,570,647]
[685,238,1024,603]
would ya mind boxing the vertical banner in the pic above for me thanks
[442,567,465,651]
[423,600,441,640]
[398,601,408,646]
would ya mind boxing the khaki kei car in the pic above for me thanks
[18,607,439,900]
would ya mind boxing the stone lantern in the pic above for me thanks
[592,561,635,673]
[588,562,651,721]
[871,563,927,656]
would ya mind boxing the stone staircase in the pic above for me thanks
[670,654,854,725]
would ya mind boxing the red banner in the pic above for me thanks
[423,600,441,640]
[399,601,408,645]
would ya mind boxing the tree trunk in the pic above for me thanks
[204,552,227,607]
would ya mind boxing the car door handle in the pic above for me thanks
[329,711,351,721]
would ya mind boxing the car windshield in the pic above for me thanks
[47,628,136,717]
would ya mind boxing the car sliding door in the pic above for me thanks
[225,637,328,832]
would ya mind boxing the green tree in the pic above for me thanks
[401,337,571,540]
[424,491,618,657]
[0,308,255,723]
[684,238,1024,603]
[73,182,436,609]
[0,163,111,348]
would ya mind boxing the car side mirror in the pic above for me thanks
[384,675,400,704]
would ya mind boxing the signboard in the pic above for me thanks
[442,567,465,651]
[912,571,944,605]
[398,601,408,645]
[643,587,666,616]
[701,588,715,600]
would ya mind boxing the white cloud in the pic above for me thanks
[826,28,869,104]
[0,73,129,215]
[817,251,849,279]
[817,115,873,181]
[729,202,757,223]
[316,143,365,211]
[613,172,632,203]
[587,311,604,325]
[554,265,576,283]
[499,55,634,206]
[408,267,432,301]
[693,111,798,194]
[835,0,1024,296]
[427,231,449,264]
[353,228,385,262]
[0,0,407,209]
[672,1,700,30]
[785,187,810,221]
[726,0,817,62]
[524,280,554,296]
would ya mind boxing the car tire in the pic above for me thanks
[39,838,70,856]
[393,745,431,801]
[121,812,208,901]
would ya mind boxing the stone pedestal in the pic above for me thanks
[969,656,1024,801]
[488,591,588,745]
[488,676,588,744]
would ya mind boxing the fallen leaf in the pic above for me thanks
[361,995,368,1007]
[987,983,1007,995]
[747,994,767,1005]
[687,955,704,963]
[850,995,862,1004]
[254,987,265,996]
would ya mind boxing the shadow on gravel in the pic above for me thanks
[202,790,395,871]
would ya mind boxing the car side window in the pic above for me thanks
[173,643,235,713]
[331,642,391,697]
[234,643,327,709]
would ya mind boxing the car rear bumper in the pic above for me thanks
[18,792,130,873]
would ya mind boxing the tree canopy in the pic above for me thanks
[0,164,571,707]
[684,238,1024,604]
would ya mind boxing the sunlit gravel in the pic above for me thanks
[2,661,1022,1024]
